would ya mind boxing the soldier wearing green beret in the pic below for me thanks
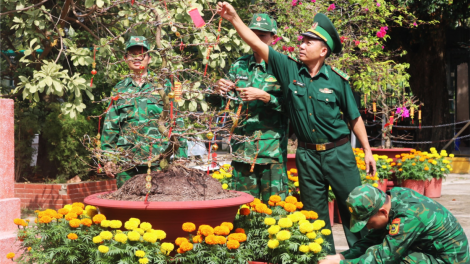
[211,14,288,203]
[320,184,470,264]
[216,2,376,253]
[101,36,186,188]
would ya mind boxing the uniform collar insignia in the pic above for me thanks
[319,88,333,93]
[311,22,318,30]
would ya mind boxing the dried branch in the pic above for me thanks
[0,0,48,16]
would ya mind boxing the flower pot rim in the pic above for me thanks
[84,190,254,210]
[370,147,414,151]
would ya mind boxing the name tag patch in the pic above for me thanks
[319,88,333,94]
[389,218,401,235]
[293,80,305,87]
[237,75,248,80]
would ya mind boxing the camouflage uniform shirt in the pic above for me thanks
[226,54,288,165]
[101,77,186,164]
[341,187,470,264]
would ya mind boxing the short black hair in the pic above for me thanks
[320,41,331,58]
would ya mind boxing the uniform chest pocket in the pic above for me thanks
[288,83,306,111]
[316,92,337,118]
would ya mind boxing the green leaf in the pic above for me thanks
[85,0,94,8]
[69,27,75,37]
[188,101,197,112]
[200,101,208,112]
[85,90,94,100]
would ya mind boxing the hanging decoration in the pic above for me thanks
[372,101,377,121]
[410,107,415,124]
[174,81,182,102]
[418,106,422,129]
[188,7,206,28]
[90,46,97,87]
[389,112,394,133]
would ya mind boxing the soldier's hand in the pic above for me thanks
[324,254,345,261]
[217,2,237,22]
[318,257,341,264]
[215,79,235,94]
[104,162,116,179]
[364,149,377,177]
[236,87,271,103]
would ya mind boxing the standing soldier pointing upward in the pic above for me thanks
[216,2,376,253]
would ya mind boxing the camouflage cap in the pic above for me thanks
[248,14,277,34]
[125,36,150,51]
[347,184,386,233]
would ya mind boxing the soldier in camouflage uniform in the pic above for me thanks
[213,14,288,203]
[101,36,186,188]
[320,184,470,264]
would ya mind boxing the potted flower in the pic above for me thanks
[328,187,336,227]
[395,151,430,194]
[374,155,394,192]
[424,148,453,198]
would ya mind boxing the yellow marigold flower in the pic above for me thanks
[299,245,310,253]
[278,218,293,228]
[222,184,228,189]
[100,231,113,240]
[285,196,298,204]
[175,237,189,246]
[269,195,282,203]
[264,218,276,226]
[372,183,379,188]
[98,245,109,253]
[65,213,78,221]
[138,258,149,264]
[125,220,139,230]
[299,219,310,226]
[381,165,387,169]
[72,202,85,209]
[267,239,280,249]
[214,226,230,236]
[114,233,127,244]
[100,220,111,228]
[63,204,73,211]
[128,231,141,241]
[67,233,78,240]
[227,240,240,250]
[160,242,174,255]
[284,203,297,213]
[6,252,15,259]
[109,220,122,229]
[268,225,281,235]
[143,233,157,243]
[309,242,322,253]
[306,232,317,239]
[154,230,166,241]
[40,216,52,224]
[198,225,214,237]
[81,218,92,227]
[85,206,98,218]
[135,250,145,258]
[91,214,106,224]
[287,214,300,223]
[450,154,455,158]
[180,241,194,252]
[69,219,81,228]
[447,165,451,169]
[193,235,203,243]
[93,235,103,244]
[315,238,324,244]
[314,220,325,228]
[276,230,291,241]
[136,222,151,231]
[441,168,446,171]
[221,222,234,231]
[182,222,196,232]
[299,222,314,234]
[134,228,145,235]
[290,168,298,174]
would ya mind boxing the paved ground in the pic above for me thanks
[333,173,470,252]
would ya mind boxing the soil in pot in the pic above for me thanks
[101,165,238,201]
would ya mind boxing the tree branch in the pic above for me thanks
[0,0,48,16]
[64,16,99,40]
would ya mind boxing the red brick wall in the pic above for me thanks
[15,180,117,209]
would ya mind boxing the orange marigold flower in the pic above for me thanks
[234,228,245,234]
[255,203,268,213]
[269,195,282,203]
[284,203,297,213]
[268,201,276,206]
[402,158,407,162]
[67,233,78,240]
[177,247,184,254]
[309,211,319,220]
[81,218,92,227]
[182,222,196,233]
[277,201,286,207]
[214,226,230,236]
[198,225,214,237]
[58,208,69,215]
[14,218,25,226]
[419,157,425,162]
[92,214,106,224]
[397,163,402,166]
[391,162,396,166]
[69,219,81,228]
[300,210,309,218]
[27,247,31,251]
[263,208,273,215]
[285,196,298,204]
[295,202,303,209]
[217,236,227,245]
[239,208,250,216]
[227,240,240,250]
[249,198,261,207]
[56,213,64,219]
[72,202,85,209]
[175,237,189,246]
[39,216,52,224]
[428,159,434,163]
[65,213,78,221]
[221,222,233,231]
[227,233,247,242]
[395,155,401,158]
[70,207,83,215]
[205,234,218,245]
[424,167,430,171]
[180,241,193,252]
[6,252,15,259]
[192,235,203,243]
[398,168,403,172]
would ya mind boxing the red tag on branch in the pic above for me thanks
[188,8,206,28]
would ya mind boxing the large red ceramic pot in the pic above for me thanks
[84,191,254,243]
[377,179,388,192]
[402,180,425,195]
[424,178,443,198]
[328,201,334,227]
[287,154,296,171]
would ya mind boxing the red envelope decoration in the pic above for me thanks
[188,7,206,28]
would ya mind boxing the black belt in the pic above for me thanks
[298,137,349,151]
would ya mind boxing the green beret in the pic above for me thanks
[301,13,342,54]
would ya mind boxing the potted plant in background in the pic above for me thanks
[328,187,335,227]
[395,150,429,194]
[374,155,394,192]
[424,148,453,198]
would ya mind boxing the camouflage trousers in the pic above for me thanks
[401,252,444,264]
[231,161,288,203]
[116,166,156,188]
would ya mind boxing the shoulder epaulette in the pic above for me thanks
[331,67,350,81]
[288,56,301,64]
